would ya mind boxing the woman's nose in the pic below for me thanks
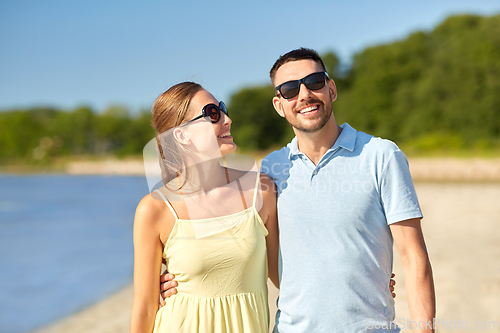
[221,112,232,126]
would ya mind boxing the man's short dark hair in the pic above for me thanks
[269,48,326,85]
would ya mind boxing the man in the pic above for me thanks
[161,48,435,332]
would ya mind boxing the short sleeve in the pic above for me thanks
[380,149,423,224]
[260,155,272,177]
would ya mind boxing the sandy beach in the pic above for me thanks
[66,157,500,182]
[392,182,500,332]
[33,158,500,333]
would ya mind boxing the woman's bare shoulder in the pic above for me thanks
[135,192,173,227]
[259,172,277,193]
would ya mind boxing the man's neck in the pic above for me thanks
[294,117,342,166]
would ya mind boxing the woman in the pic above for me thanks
[130,82,280,333]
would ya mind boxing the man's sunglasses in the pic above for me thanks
[185,101,228,124]
[275,71,328,99]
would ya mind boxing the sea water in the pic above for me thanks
[0,174,148,333]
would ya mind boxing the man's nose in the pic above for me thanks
[297,83,313,100]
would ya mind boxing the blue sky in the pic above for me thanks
[1,0,499,113]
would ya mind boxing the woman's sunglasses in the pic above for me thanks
[275,71,328,99]
[185,101,228,124]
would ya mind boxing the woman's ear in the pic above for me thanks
[173,128,190,145]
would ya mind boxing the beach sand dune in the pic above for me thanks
[33,165,500,333]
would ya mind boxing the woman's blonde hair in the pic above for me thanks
[152,82,204,187]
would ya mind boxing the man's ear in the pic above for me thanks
[328,79,337,102]
[272,96,285,118]
[173,128,190,145]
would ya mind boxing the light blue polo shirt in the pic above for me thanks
[261,123,422,333]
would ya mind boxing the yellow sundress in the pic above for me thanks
[152,173,269,333]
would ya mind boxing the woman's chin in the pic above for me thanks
[220,142,237,156]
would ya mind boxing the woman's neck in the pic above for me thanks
[182,157,228,193]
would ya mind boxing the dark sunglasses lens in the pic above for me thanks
[304,72,326,90]
[279,72,327,99]
[219,101,228,115]
[280,82,300,99]
[205,105,220,123]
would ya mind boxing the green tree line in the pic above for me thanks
[0,106,155,162]
[231,14,500,152]
[1,14,499,163]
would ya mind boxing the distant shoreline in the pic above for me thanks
[2,156,500,182]
[47,156,500,183]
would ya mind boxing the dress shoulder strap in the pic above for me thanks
[153,189,179,220]
[252,171,261,208]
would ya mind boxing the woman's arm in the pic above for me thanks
[259,173,280,289]
[130,195,166,333]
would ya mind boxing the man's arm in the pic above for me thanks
[390,218,436,333]
[260,173,280,288]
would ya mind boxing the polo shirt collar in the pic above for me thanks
[333,123,356,152]
[287,122,357,159]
